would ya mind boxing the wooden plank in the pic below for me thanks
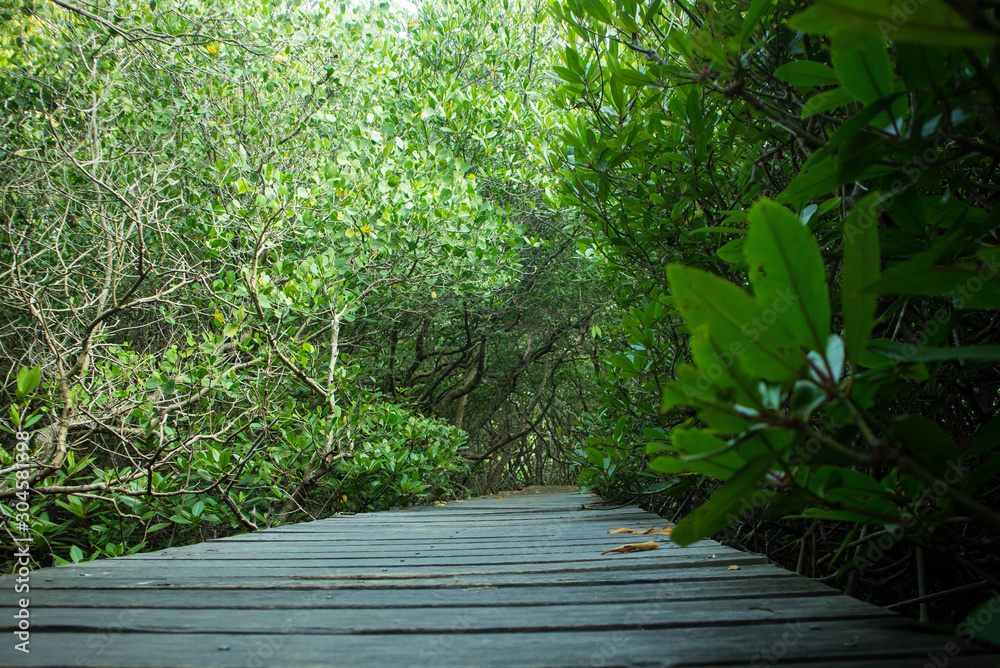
[0,621,993,668]
[115,543,738,561]
[10,563,801,592]
[119,540,720,558]
[8,553,772,585]
[16,596,895,634]
[12,578,841,609]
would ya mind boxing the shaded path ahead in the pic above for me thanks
[2,486,997,666]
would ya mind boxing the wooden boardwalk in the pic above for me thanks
[2,486,997,667]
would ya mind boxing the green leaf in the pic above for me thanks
[580,0,613,24]
[745,199,830,352]
[841,193,882,368]
[891,415,960,477]
[16,366,41,399]
[667,265,801,381]
[774,61,839,87]
[790,380,826,420]
[831,35,894,105]
[778,148,838,205]
[670,454,776,546]
[868,343,1000,363]
[789,0,997,47]
[739,0,775,44]
[864,268,1000,307]
[70,545,84,563]
[686,89,704,137]
[835,132,887,183]
[966,416,1000,458]
[801,86,856,119]
[616,68,653,86]
[963,597,1000,646]
[716,237,745,265]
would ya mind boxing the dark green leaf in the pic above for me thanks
[868,342,1000,363]
[670,454,775,546]
[775,61,839,87]
[842,193,882,368]
[790,0,997,47]
[831,35,894,105]
[745,199,830,351]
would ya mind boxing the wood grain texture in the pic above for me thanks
[1,486,996,667]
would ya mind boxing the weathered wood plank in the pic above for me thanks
[10,553,771,585]
[12,578,840,609]
[120,540,723,559]
[16,595,894,635]
[9,562,801,592]
[114,544,739,562]
[0,620,991,668]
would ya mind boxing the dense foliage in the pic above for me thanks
[1,0,598,565]
[551,0,1000,625]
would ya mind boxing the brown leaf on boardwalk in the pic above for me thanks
[608,526,673,535]
[601,541,660,555]
[728,565,741,570]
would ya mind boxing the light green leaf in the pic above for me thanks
[580,0,613,24]
[667,266,802,381]
[842,193,882,368]
[745,199,831,352]
[16,365,41,399]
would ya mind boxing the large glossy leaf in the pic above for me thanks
[744,199,830,352]
[670,454,776,546]
[868,342,1000,363]
[667,265,802,381]
[831,35,894,105]
[863,267,1000,308]
[789,0,998,47]
[841,193,882,368]
[890,415,961,477]
[775,61,839,87]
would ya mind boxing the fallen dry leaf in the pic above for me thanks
[749,606,774,613]
[728,565,741,570]
[601,541,660,555]
[433,501,447,506]
[608,526,674,535]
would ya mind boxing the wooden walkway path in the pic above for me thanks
[2,486,998,667]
